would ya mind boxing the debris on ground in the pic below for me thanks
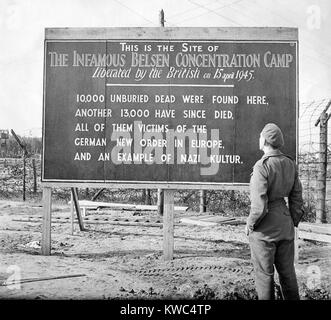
[193,284,216,299]
[25,240,41,249]
[0,199,330,300]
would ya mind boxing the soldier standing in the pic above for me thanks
[246,123,304,300]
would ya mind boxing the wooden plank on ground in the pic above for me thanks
[299,222,331,235]
[183,214,218,221]
[135,204,187,211]
[180,215,239,226]
[298,230,331,243]
[12,218,188,228]
[181,218,217,227]
[220,220,246,225]
[200,216,235,222]
[68,200,188,212]
[1,274,86,286]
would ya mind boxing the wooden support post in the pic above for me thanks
[157,10,165,217]
[159,9,165,27]
[163,189,174,261]
[71,187,85,231]
[157,188,164,216]
[199,190,206,213]
[41,187,52,255]
[142,189,152,205]
[32,158,37,194]
[316,111,328,223]
[70,190,74,235]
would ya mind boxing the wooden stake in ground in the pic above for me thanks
[71,187,85,231]
[70,190,74,235]
[163,189,174,261]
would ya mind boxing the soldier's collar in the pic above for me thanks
[262,149,283,159]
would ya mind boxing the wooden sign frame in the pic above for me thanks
[41,27,299,258]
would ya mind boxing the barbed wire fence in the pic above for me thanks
[299,98,331,223]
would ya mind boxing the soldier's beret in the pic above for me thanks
[261,123,284,148]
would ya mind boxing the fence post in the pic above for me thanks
[22,151,26,201]
[145,189,151,205]
[32,158,37,194]
[316,111,328,223]
[157,189,164,216]
[199,190,206,213]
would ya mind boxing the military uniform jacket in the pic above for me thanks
[247,149,304,241]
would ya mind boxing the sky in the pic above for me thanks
[0,0,330,137]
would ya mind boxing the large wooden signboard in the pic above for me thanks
[42,27,298,189]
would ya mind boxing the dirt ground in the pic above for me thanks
[0,199,330,300]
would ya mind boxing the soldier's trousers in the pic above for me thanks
[249,234,300,300]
